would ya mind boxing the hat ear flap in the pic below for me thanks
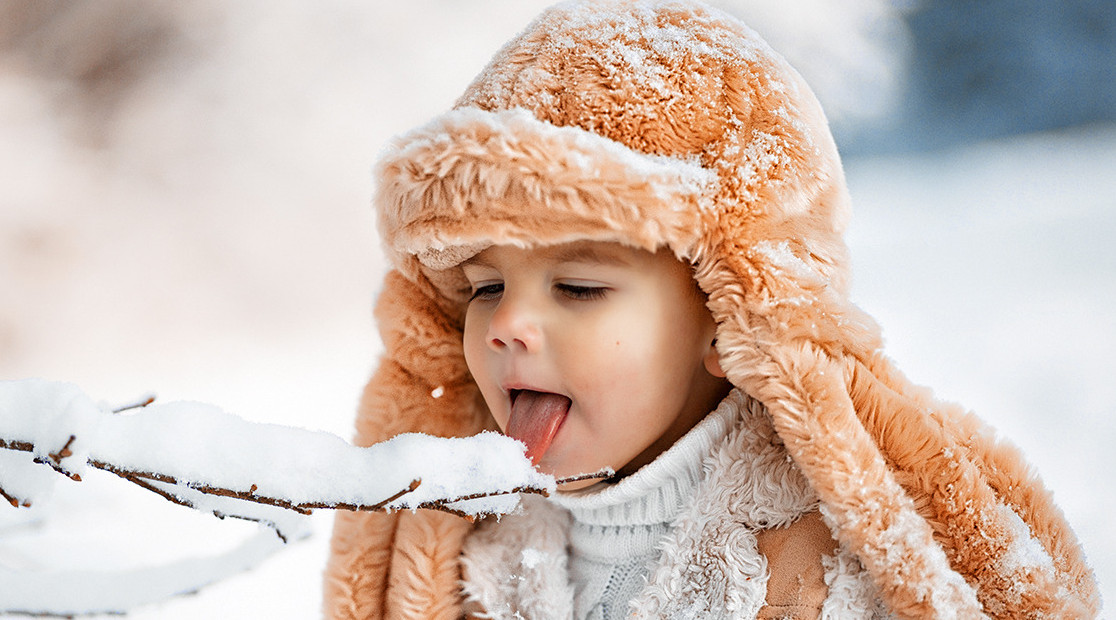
[354,269,488,443]
[754,340,1100,618]
[749,343,985,617]
[324,269,490,619]
[848,354,1101,617]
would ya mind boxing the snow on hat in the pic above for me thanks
[330,1,1099,617]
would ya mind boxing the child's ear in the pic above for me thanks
[704,338,727,378]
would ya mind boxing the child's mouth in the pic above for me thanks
[506,389,571,466]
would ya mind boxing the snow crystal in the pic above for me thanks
[996,504,1054,576]
[520,548,545,570]
[752,240,817,285]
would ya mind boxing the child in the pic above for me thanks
[324,1,1099,618]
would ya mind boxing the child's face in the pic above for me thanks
[462,241,730,491]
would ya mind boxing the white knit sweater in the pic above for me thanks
[459,390,887,619]
[548,396,733,619]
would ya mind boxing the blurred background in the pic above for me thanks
[1,0,1113,616]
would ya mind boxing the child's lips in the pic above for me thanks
[508,386,563,404]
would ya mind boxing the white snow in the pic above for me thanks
[521,548,546,570]
[0,450,59,508]
[0,380,552,520]
[0,528,296,618]
[0,379,100,477]
[0,379,553,616]
[0,1,1111,617]
[994,504,1055,578]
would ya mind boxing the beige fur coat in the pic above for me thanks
[323,1,1100,618]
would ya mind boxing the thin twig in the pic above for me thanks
[32,454,81,481]
[108,470,194,510]
[416,469,614,510]
[90,460,177,485]
[0,484,26,508]
[418,484,548,509]
[3,608,124,618]
[418,502,476,522]
[90,457,430,516]
[555,468,614,486]
[113,472,301,542]
[0,438,34,453]
[313,479,423,512]
[48,435,76,465]
[112,394,156,414]
[6,434,84,481]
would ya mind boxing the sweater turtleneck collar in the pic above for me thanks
[549,388,746,528]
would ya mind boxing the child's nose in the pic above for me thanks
[487,296,543,353]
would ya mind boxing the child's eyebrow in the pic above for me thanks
[458,245,634,269]
[551,245,632,267]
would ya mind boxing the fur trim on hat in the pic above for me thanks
[326,1,1100,618]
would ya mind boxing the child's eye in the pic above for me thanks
[468,283,503,302]
[555,283,608,301]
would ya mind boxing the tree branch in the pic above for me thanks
[0,380,611,536]
[0,434,558,533]
[0,380,615,619]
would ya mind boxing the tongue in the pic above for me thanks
[506,391,571,465]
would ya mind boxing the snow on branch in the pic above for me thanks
[0,379,613,617]
[0,379,579,540]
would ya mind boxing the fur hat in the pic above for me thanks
[325,1,1099,617]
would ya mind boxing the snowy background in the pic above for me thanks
[1,0,1112,616]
